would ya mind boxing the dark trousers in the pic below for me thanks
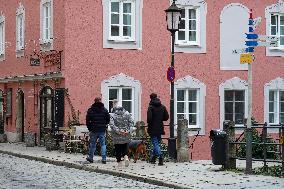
[114,143,128,162]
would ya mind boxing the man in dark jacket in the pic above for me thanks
[147,93,169,165]
[86,97,110,164]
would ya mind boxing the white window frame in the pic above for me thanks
[265,0,284,56]
[16,3,25,53]
[264,77,284,126]
[109,0,135,42]
[219,77,248,129]
[101,73,141,123]
[174,76,206,135]
[176,6,200,46]
[270,13,284,49]
[0,14,5,58]
[40,0,53,48]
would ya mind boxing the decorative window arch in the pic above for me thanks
[173,0,207,53]
[264,77,284,125]
[16,3,25,54]
[174,75,206,135]
[219,77,248,128]
[101,73,141,123]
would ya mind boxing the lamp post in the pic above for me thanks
[165,0,181,160]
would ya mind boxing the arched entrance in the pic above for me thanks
[0,90,4,134]
[39,86,54,143]
[16,90,25,142]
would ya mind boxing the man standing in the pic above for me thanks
[86,97,110,164]
[147,93,169,166]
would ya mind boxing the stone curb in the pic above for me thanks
[0,149,191,189]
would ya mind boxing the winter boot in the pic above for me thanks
[149,156,156,164]
[158,157,164,166]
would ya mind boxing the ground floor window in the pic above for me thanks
[108,87,133,116]
[268,90,284,124]
[224,90,245,124]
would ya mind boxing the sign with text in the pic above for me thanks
[30,57,40,66]
[240,53,253,64]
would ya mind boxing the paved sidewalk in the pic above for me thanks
[0,143,283,189]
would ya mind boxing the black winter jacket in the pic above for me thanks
[86,102,110,133]
[147,98,169,136]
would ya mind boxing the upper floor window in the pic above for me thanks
[16,3,25,52]
[270,14,284,47]
[0,15,5,57]
[177,7,199,46]
[40,0,53,50]
[102,0,142,49]
[110,0,135,41]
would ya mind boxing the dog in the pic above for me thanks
[128,140,148,163]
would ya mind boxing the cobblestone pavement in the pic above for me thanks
[0,153,171,189]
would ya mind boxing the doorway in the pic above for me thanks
[16,90,25,142]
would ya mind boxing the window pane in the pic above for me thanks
[122,89,132,100]
[225,113,233,121]
[235,113,244,124]
[188,114,196,125]
[123,3,131,13]
[123,26,131,36]
[45,18,49,28]
[111,14,119,24]
[123,14,131,25]
[269,102,275,112]
[280,26,284,35]
[269,113,275,123]
[225,91,234,101]
[45,29,49,39]
[280,113,284,123]
[189,31,196,41]
[177,90,184,101]
[280,36,284,46]
[280,16,284,25]
[109,89,118,100]
[280,91,284,101]
[179,20,185,29]
[271,26,277,35]
[188,102,196,113]
[177,114,185,120]
[111,2,119,12]
[111,26,119,36]
[271,15,277,25]
[181,9,185,18]
[177,102,185,113]
[235,102,244,113]
[178,31,185,40]
[269,91,275,101]
[188,9,196,19]
[122,101,132,113]
[280,102,284,113]
[189,20,196,30]
[235,91,244,101]
[188,90,197,101]
[225,102,233,113]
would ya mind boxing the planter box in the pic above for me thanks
[25,133,36,147]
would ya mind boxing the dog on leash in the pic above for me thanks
[128,140,148,163]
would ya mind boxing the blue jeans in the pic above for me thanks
[150,135,162,158]
[87,132,106,161]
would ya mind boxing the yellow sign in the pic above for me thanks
[280,136,284,144]
[240,53,253,64]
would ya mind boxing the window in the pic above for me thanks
[177,8,199,45]
[219,77,248,128]
[101,73,141,123]
[110,0,134,41]
[102,0,142,49]
[109,88,134,116]
[6,89,12,117]
[270,14,284,47]
[174,75,206,135]
[16,3,25,52]
[224,90,245,124]
[0,15,4,56]
[40,0,53,50]
[177,89,199,127]
[268,90,284,123]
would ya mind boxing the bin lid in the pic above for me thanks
[210,129,227,137]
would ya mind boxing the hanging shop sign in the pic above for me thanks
[30,57,40,66]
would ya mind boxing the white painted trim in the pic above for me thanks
[40,0,53,51]
[174,75,206,135]
[219,77,248,129]
[101,73,141,123]
[0,12,5,61]
[16,3,25,56]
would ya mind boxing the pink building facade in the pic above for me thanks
[0,0,283,159]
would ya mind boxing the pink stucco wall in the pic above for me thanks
[64,0,284,159]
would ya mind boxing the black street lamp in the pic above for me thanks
[165,0,181,160]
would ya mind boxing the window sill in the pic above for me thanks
[0,53,4,61]
[175,43,201,48]
[269,47,284,51]
[39,39,53,45]
[108,38,136,43]
[16,49,25,58]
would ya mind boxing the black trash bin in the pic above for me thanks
[209,129,227,165]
